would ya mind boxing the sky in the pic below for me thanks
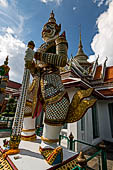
[0,0,113,83]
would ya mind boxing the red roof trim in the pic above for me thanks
[7,80,21,89]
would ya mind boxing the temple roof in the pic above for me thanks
[7,80,21,89]
[61,56,113,99]
[98,88,113,96]
[93,65,102,80]
[104,66,113,82]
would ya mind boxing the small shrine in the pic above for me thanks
[0,56,10,113]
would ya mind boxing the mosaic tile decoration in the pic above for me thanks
[0,147,18,170]
[47,153,78,170]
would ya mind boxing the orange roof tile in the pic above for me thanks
[94,65,102,80]
[104,66,113,82]
[62,79,75,83]
[99,88,113,96]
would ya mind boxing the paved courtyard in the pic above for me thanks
[0,131,113,170]
[84,141,113,170]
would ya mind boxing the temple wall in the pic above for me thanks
[62,86,113,152]
[97,100,113,142]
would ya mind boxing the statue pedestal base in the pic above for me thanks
[0,136,78,170]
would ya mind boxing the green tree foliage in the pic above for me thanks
[1,97,17,117]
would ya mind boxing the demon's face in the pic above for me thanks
[42,23,56,42]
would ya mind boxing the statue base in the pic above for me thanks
[0,136,78,170]
[21,134,36,141]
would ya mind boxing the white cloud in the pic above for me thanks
[0,28,26,83]
[2,27,14,34]
[92,0,112,6]
[92,0,104,7]
[105,0,112,5]
[0,0,8,8]
[98,0,104,6]
[40,0,63,5]
[73,6,77,10]
[0,0,24,36]
[89,0,113,66]
[0,0,26,83]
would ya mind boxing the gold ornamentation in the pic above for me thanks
[47,154,79,170]
[0,148,18,170]
[0,88,5,92]
[76,152,87,168]
[39,147,53,158]
[71,88,94,109]
[22,128,35,132]
[32,77,39,116]
[39,146,63,165]
[21,134,36,141]
[9,135,21,149]
[66,98,96,123]
[66,88,96,123]
[1,78,8,81]
[41,136,59,143]
[28,78,37,92]
[5,149,20,156]
[26,101,32,107]
[24,76,39,117]
[45,91,66,104]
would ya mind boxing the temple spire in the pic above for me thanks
[76,25,84,56]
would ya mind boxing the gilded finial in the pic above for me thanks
[79,24,83,49]
[76,25,84,56]
[75,25,88,61]
[51,10,54,17]
[76,152,87,167]
[48,10,56,23]
[105,56,108,62]
[4,56,8,65]
[96,55,99,63]
[104,56,108,66]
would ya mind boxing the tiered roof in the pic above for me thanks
[60,33,113,99]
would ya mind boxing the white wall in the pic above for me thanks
[66,87,79,151]
[64,86,113,151]
[97,100,113,142]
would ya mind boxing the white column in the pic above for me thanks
[21,116,36,141]
[41,124,62,148]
